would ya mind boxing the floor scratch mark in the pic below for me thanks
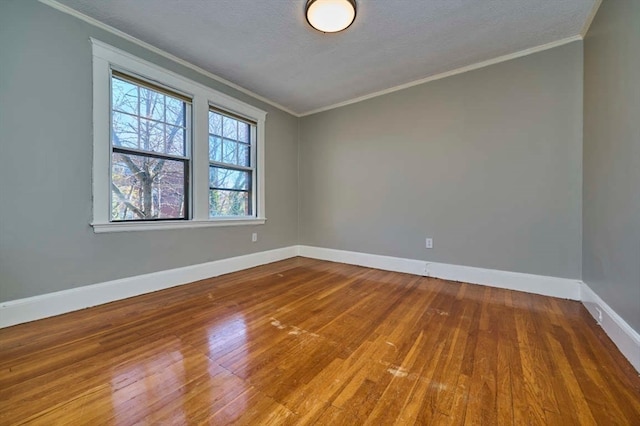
[270,318,286,329]
[288,326,305,336]
[387,366,409,378]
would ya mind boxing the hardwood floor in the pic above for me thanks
[1,257,639,425]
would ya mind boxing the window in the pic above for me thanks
[92,39,267,232]
[111,72,191,221]
[208,110,255,217]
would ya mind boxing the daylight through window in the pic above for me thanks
[110,71,191,221]
[208,110,256,217]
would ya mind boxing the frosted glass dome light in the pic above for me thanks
[306,0,357,33]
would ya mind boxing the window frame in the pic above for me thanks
[91,39,267,233]
[207,108,257,218]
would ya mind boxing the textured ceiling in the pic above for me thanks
[54,0,597,115]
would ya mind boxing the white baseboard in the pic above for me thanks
[3,243,637,374]
[298,245,427,276]
[298,245,638,373]
[297,245,581,300]
[424,261,581,300]
[581,282,640,373]
[0,246,298,328]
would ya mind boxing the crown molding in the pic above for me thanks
[38,0,298,117]
[299,35,583,116]
[39,0,591,119]
[580,0,603,38]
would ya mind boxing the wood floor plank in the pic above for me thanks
[1,257,639,425]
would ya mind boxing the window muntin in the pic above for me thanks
[208,110,255,217]
[110,72,191,221]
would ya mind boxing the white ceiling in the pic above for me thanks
[54,0,597,115]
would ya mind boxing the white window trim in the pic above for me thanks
[91,39,267,232]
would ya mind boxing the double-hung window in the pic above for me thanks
[208,110,255,217]
[111,71,191,221]
[91,39,267,232]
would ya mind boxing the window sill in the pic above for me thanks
[91,218,266,233]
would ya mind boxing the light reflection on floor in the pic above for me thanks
[110,345,186,424]
[206,313,248,418]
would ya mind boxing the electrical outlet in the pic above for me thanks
[425,238,433,249]
[252,232,258,242]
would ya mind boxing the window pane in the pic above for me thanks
[238,144,250,167]
[209,166,250,190]
[111,152,185,220]
[166,124,186,156]
[223,139,238,164]
[166,97,185,127]
[139,118,165,153]
[222,116,237,140]
[209,136,222,162]
[209,112,222,136]
[238,122,249,143]
[112,77,138,115]
[139,87,165,122]
[111,74,188,158]
[209,189,249,217]
[112,112,139,149]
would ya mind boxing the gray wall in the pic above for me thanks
[0,0,299,301]
[583,1,640,331]
[6,0,632,317]
[299,42,584,279]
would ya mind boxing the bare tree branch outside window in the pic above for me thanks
[110,75,189,221]
[208,111,253,217]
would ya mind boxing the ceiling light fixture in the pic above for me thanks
[306,0,357,33]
